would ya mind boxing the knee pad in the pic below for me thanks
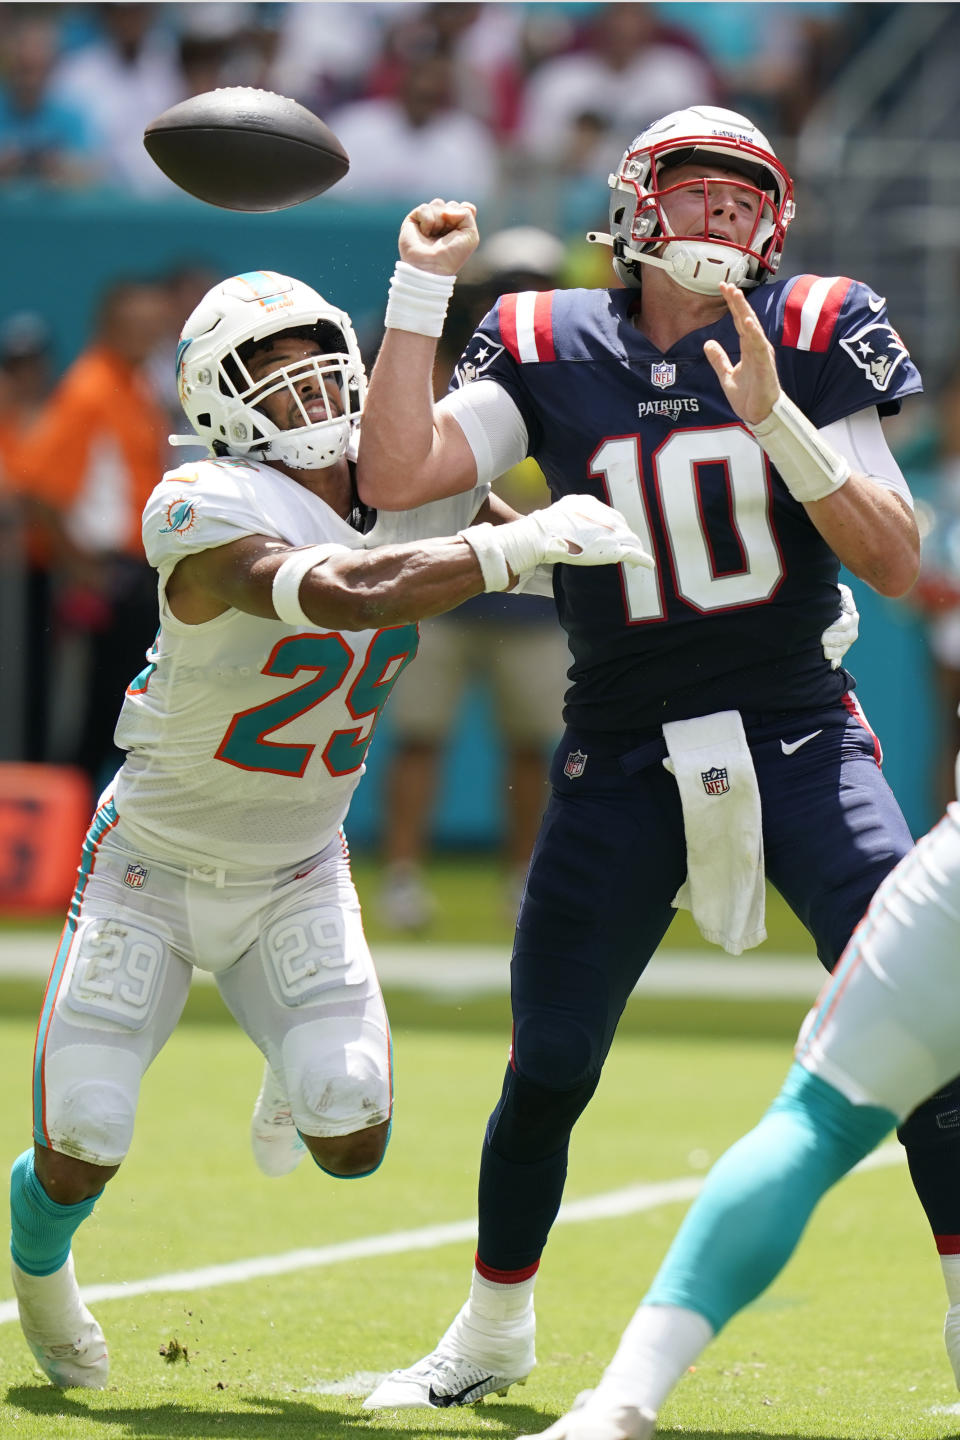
[488,1064,600,1165]
[41,1044,140,1166]
[281,1016,391,1138]
[898,1073,960,1149]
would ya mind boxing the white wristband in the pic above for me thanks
[272,543,350,626]
[748,391,851,504]
[385,260,457,338]
[458,523,512,592]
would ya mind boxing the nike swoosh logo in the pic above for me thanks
[867,293,886,312]
[429,1377,494,1408]
[780,730,823,755]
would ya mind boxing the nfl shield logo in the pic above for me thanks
[564,749,588,779]
[123,862,149,889]
[701,767,729,796]
[651,361,676,389]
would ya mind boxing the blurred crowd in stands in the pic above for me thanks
[0,2,886,202]
[0,1,952,919]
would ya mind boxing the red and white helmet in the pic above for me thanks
[592,105,795,296]
[175,271,365,470]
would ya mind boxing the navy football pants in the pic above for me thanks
[476,702,938,1275]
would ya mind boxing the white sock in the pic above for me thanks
[468,1267,536,1325]
[597,1303,714,1415]
[941,1253,960,1309]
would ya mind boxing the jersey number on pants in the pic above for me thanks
[216,626,418,778]
[591,426,783,621]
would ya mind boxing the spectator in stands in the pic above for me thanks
[0,313,57,761]
[12,279,170,787]
[51,3,182,197]
[0,14,100,188]
[517,3,719,178]
[379,225,570,931]
[329,52,498,205]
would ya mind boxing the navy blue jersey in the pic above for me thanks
[450,275,921,734]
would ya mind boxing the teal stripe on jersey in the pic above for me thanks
[32,798,119,1145]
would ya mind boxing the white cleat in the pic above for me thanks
[945,1304,960,1388]
[12,1252,108,1389]
[363,1303,534,1409]
[251,1062,307,1177]
[516,1387,657,1440]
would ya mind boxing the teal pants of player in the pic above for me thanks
[643,1065,897,1332]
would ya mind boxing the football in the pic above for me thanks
[143,87,349,212]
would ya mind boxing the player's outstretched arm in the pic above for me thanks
[357,198,483,511]
[706,283,919,598]
[164,498,652,633]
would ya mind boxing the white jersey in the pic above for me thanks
[112,455,487,868]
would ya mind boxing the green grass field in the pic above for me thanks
[1,986,958,1440]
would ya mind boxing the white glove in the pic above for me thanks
[461,494,654,592]
[821,582,859,669]
[511,562,556,598]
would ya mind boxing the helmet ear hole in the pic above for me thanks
[196,412,211,428]
[613,206,626,225]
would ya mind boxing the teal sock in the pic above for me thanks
[9,1150,101,1277]
[644,1065,895,1332]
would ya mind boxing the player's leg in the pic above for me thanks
[13,811,192,1387]
[365,735,687,1409]
[217,833,392,1179]
[761,704,960,1380]
[517,813,960,1440]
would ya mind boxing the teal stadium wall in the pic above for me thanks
[1,193,938,847]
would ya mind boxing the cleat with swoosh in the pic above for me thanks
[363,1304,534,1410]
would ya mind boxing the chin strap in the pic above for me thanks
[587,231,756,294]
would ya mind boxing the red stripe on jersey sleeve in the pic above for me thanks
[533,290,556,362]
[499,293,521,362]
[809,276,854,352]
[781,274,816,348]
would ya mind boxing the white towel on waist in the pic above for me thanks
[662,710,766,955]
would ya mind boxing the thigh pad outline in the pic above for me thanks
[263,905,366,1008]
[65,915,167,1032]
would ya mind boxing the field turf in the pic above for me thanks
[0,1002,958,1436]
[0,859,955,1437]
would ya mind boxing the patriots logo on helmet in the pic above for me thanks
[839,321,909,393]
[453,334,505,389]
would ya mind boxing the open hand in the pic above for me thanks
[703,282,781,426]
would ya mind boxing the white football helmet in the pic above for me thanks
[590,105,795,296]
[174,270,366,469]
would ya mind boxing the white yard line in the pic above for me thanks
[0,934,824,999]
[0,1145,903,1325]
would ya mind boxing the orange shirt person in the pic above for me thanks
[12,280,170,784]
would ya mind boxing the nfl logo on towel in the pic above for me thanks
[701,767,729,796]
[564,749,588,779]
[123,862,149,889]
[651,361,676,389]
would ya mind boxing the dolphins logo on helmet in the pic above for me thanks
[589,105,795,297]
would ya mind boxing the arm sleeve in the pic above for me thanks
[819,409,914,509]
[436,380,529,487]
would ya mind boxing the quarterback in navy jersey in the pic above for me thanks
[358,106,957,1416]
[449,274,918,732]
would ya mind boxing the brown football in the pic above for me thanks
[143,87,349,212]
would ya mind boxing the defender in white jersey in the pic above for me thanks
[8,268,654,1390]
